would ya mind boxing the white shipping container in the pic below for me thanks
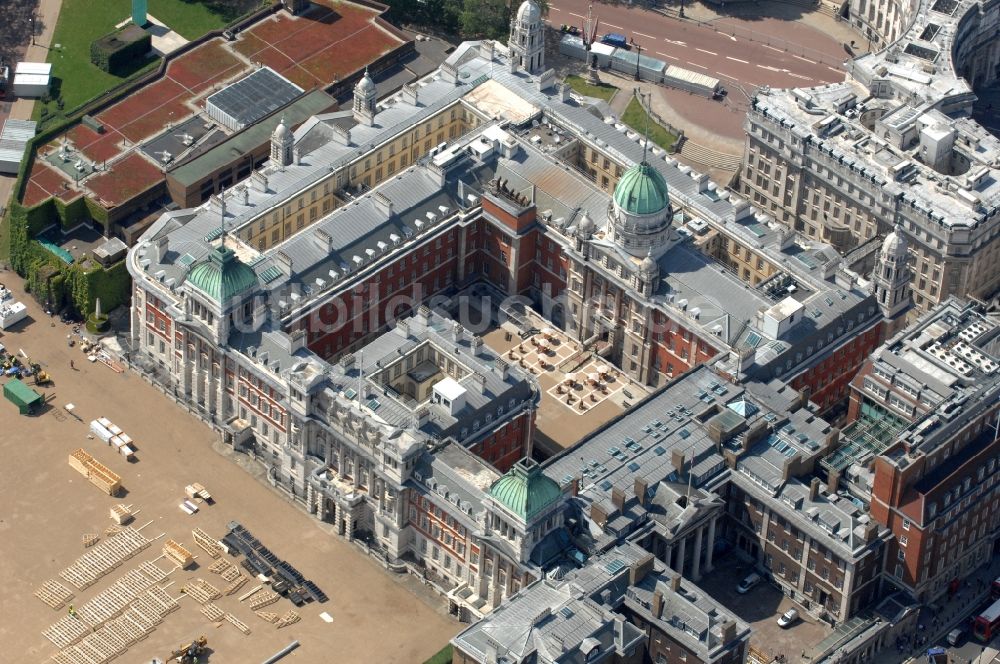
[90,420,114,443]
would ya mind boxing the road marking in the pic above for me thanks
[788,73,812,80]
[761,44,783,53]
[569,11,586,19]
[603,22,623,29]
[757,64,781,71]
[793,54,816,63]
[549,6,560,11]
[656,51,678,60]
[715,71,739,80]
[726,56,749,63]
[686,61,708,69]
[634,31,656,39]
[827,66,843,73]
[664,38,687,46]
[695,48,718,56]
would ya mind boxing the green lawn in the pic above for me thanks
[621,97,678,151]
[564,74,619,103]
[423,644,453,664]
[38,0,244,120]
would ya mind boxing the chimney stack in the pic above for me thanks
[635,477,649,506]
[652,590,664,619]
[670,574,682,592]
[611,487,626,513]
[809,477,822,501]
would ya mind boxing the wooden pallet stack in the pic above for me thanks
[34,579,75,610]
[248,591,278,611]
[201,603,225,622]
[276,610,301,629]
[67,448,122,496]
[50,585,178,664]
[223,573,247,596]
[181,579,221,605]
[59,527,150,590]
[162,539,194,569]
[109,504,132,525]
[191,527,221,558]
[224,613,251,635]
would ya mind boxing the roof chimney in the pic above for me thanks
[671,450,686,474]
[611,487,626,512]
[652,589,664,619]
[634,477,649,506]
[373,192,393,217]
[590,502,609,527]
[809,477,822,501]
[331,124,351,146]
[630,553,654,585]
[671,574,682,592]
[719,619,737,645]
[401,83,419,106]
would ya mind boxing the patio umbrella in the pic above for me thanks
[588,372,599,383]
[595,364,609,375]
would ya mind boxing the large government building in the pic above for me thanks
[125,2,999,661]
[741,0,1000,315]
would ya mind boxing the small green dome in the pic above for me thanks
[186,246,258,302]
[490,458,562,521]
[613,162,670,215]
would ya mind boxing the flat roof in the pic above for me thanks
[434,376,466,401]
[206,67,304,128]
[168,89,335,186]
[16,62,52,75]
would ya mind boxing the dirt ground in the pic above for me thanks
[0,274,459,663]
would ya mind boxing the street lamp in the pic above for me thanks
[630,38,643,81]
[29,16,35,45]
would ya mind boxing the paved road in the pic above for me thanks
[0,0,63,214]
[547,0,846,91]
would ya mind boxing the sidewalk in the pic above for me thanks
[871,559,1000,664]
[0,0,63,213]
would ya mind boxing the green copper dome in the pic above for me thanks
[490,458,562,521]
[186,246,258,302]
[613,162,670,215]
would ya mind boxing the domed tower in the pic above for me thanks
[270,116,293,167]
[636,248,660,297]
[872,223,911,320]
[353,68,377,126]
[609,159,675,257]
[184,241,259,344]
[483,458,564,603]
[573,210,595,253]
[508,0,545,74]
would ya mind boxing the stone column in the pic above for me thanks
[677,535,687,577]
[306,483,316,515]
[705,517,717,573]
[692,525,704,581]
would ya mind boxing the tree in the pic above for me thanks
[460,0,510,39]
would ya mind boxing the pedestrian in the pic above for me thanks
[70,359,74,370]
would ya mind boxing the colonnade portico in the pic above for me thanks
[655,514,719,582]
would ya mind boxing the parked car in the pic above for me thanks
[947,627,966,647]
[736,572,761,594]
[560,24,580,35]
[777,609,799,628]
[601,33,629,49]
